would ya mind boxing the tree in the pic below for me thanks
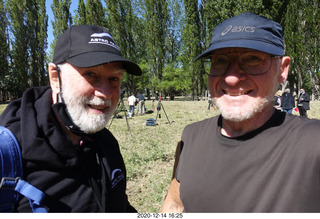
[6,0,29,98]
[49,0,72,61]
[0,0,10,101]
[143,0,169,82]
[284,0,312,96]
[105,0,144,94]
[86,0,107,26]
[182,0,204,100]
[26,0,48,87]
[166,0,183,66]
[73,0,86,25]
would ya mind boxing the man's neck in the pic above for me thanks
[220,106,275,138]
[54,110,82,145]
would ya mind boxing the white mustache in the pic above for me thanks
[87,98,112,107]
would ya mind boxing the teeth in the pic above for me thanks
[228,92,245,96]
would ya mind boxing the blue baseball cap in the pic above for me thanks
[195,13,284,60]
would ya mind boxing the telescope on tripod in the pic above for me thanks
[155,98,171,124]
[147,97,170,126]
[108,91,133,137]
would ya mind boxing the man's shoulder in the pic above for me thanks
[285,114,320,131]
[0,86,51,125]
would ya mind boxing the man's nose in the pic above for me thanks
[223,60,247,86]
[94,80,113,99]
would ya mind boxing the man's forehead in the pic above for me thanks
[74,62,126,74]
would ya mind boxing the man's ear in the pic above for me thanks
[48,63,60,95]
[278,56,291,83]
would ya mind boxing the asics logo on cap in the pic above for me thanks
[89,32,120,51]
[221,25,255,36]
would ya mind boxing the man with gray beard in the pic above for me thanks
[162,13,320,212]
[0,25,141,212]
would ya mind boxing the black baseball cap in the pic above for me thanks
[195,13,284,60]
[52,25,142,76]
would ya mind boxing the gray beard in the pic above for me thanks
[213,94,274,122]
[61,84,115,134]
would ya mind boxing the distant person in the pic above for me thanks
[297,88,310,117]
[128,94,136,117]
[162,13,320,213]
[0,25,142,212]
[281,88,295,114]
[136,93,145,115]
[273,90,282,110]
[208,93,213,110]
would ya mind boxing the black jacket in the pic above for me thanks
[281,93,295,110]
[0,86,135,212]
[297,92,310,110]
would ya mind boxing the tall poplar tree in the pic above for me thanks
[307,0,320,99]
[74,0,107,26]
[106,0,142,93]
[143,0,169,82]
[86,0,107,26]
[166,0,183,65]
[73,0,87,25]
[49,0,72,59]
[0,0,10,101]
[6,0,29,98]
[284,0,309,94]
[26,0,48,87]
[182,0,204,99]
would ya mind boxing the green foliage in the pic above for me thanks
[0,0,9,101]
[143,0,169,80]
[1,0,320,101]
[283,0,320,97]
[105,0,143,94]
[49,0,73,58]
[73,0,86,25]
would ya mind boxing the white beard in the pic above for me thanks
[61,82,116,134]
[214,95,272,122]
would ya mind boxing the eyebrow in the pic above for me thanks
[115,69,126,75]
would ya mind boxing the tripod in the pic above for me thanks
[155,100,171,124]
[108,97,133,137]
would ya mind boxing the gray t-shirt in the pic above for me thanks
[176,111,320,212]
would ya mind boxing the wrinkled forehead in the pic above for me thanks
[95,62,126,73]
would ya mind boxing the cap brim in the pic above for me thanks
[66,52,142,76]
[195,39,284,61]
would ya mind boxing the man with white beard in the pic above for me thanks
[162,13,320,212]
[0,25,141,212]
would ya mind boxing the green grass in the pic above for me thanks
[0,104,7,113]
[108,99,217,212]
[1,100,320,212]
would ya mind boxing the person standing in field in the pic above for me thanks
[128,94,136,117]
[297,88,310,117]
[281,88,295,114]
[136,93,146,115]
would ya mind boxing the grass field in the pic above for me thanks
[1,100,320,212]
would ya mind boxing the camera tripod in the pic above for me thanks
[155,100,171,124]
[108,97,133,137]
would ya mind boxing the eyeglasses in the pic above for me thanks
[205,51,282,76]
